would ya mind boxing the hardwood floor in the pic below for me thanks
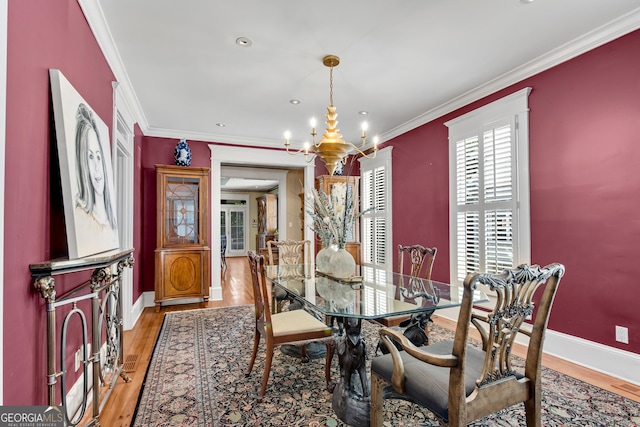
[96,257,639,427]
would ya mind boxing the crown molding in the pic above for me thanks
[381,7,640,143]
[144,126,287,148]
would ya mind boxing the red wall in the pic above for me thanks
[4,0,142,403]
[5,0,639,406]
[389,29,640,353]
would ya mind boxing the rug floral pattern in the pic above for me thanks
[131,306,640,426]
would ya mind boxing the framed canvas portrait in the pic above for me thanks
[50,69,119,259]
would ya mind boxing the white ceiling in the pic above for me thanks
[87,1,640,150]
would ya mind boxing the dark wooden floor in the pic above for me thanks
[96,257,640,427]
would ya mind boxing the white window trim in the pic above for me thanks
[358,146,393,271]
[445,87,531,285]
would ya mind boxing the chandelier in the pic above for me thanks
[284,55,378,175]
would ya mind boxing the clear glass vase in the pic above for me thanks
[315,246,333,273]
[328,247,356,278]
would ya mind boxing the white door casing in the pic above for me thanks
[209,146,314,300]
[112,81,136,330]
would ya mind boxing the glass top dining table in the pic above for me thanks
[265,263,489,427]
[265,263,488,320]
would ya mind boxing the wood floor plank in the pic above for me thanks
[94,257,639,426]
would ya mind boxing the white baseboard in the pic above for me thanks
[544,329,640,386]
[141,291,211,309]
[126,293,146,331]
[142,290,155,307]
[66,369,91,422]
[210,285,222,301]
[435,308,640,387]
[65,340,109,422]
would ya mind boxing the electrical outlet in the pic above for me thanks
[74,348,82,372]
[615,326,629,344]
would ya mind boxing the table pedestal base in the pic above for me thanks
[280,342,327,360]
[332,382,370,427]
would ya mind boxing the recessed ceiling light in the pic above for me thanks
[236,37,252,47]
[290,99,301,105]
[520,0,535,3]
[359,111,369,115]
[216,123,226,127]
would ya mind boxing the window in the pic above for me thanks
[446,88,531,284]
[359,147,393,271]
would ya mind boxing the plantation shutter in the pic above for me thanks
[362,166,387,266]
[359,147,393,271]
[454,122,516,282]
[483,124,515,275]
[447,88,531,285]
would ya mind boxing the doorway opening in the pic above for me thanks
[220,195,249,257]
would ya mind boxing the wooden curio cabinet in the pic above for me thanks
[256,193,277,250]
[154,165,211,310]
[315,175,361,265]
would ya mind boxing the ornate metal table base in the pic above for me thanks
[332,317,371,427]
[332,376,371,427]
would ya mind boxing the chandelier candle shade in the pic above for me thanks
[284,55,378,176]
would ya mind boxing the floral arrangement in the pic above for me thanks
[306,183,358,249]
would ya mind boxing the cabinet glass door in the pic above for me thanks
[165,177,199,245]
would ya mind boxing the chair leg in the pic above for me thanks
[246,329,260,377]
[524,394,542,427]
[300,344,309,363]
[370,373,385,427]
[257,340,274,402]
[324,339,336,392]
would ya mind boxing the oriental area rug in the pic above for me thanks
[131,305,640,426]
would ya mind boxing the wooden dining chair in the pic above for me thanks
[370,263,565,427]
[266,240,310,313]
[246,251,335,402]
[220,235,227,269]
[375,244,438,329]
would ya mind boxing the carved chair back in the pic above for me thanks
[247,250,272,328]
[398,244,437,282]
[466,263,564,383]
[371,262,565,426]
[374,245,438,330]
[267,239,310,266]
[266,240,310,312]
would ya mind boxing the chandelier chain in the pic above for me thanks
[329,66,334,106]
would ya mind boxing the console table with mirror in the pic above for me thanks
[30,248,134,427]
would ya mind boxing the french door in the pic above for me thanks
[220,206,247,257]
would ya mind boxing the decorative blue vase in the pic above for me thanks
[174,139,192,166]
